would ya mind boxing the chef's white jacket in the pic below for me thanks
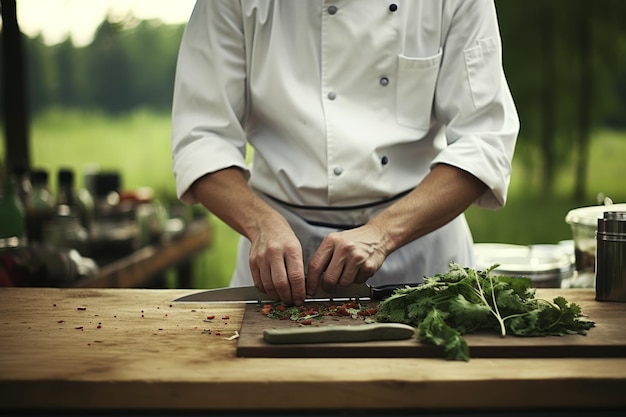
[171,0,520,285]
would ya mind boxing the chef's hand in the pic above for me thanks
[189,168,308,307]
[248,216,307,306]
[306,224,388,295]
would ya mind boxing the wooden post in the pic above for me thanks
[1,0,31,174]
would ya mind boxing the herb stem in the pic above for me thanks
[473,269,506,337]
[488,271,506,337]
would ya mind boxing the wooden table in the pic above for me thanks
[1,287,625,415]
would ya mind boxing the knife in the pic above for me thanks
[172,282,406,303]
[263,323,415,344]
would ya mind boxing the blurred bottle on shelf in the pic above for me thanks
[1,168,28,287]
[59,167,94,234]
[2,166,99,287]
[24,169,55,244]
[42,168,89,254]
[0,170,28,251]
[11,166,32,207]
[56,168,76,207]
[77,188,95,237]
[88,171,140,264]
[92,171,122,217]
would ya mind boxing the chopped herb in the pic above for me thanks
[262,300,377,323]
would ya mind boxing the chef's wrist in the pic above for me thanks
[364,220,395,257]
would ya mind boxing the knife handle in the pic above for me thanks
[263,323,415,344]
[370,284,408,300]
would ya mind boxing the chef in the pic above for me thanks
[171,0,519,306]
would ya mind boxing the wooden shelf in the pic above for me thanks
[73,219,211,288]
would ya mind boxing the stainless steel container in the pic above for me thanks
[596,211,626,302]
[474,243,573,288]
[565,203,626,287]
[490,255,573,288]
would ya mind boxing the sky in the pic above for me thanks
[11,0,197,46]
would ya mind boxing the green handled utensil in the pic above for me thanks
[263,323,415,344]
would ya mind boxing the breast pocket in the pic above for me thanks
[396,49,442,130]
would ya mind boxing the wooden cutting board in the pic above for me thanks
[236,289,626,358]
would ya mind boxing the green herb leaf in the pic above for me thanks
[419,308,470,362]
[375,262,596,361]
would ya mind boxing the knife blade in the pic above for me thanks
[172,282,405,303]
[263,323,415,344]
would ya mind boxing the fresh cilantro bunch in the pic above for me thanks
[375,262,595,361]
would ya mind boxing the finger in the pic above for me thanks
[321,255,345,293]
[249,249,278,300]
[284,248,306,306]
[260,261,281,301]
[338,263,360,287]
[306,240,334,296]
[268,255,292,305]
[249,261,263,292]
[353,269,372,284]
[352,258,379,285]
[318,235,351,292]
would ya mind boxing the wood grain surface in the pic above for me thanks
[1,287,625,412]
[237,289,626,358]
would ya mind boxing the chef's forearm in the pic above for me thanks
[189,167,286,242]
[369,163,487,255]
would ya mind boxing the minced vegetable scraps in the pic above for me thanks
[261,300,378,326]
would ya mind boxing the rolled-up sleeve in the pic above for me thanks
[171,1,249,204]
[432,0,520,209]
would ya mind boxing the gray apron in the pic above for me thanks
[230,191,475,288]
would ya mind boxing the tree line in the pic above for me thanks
[497,0,626,199]
[1,0,626,200]
[14,17,185,115]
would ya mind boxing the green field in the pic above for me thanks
[2,109,625,289]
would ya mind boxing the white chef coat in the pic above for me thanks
[171,0,520,286]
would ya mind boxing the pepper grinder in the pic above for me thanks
[595,211,626,302]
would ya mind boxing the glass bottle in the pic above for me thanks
[0,170,28,250]
[24,169,56,244]
[11,166,32,207]
[57,168,77,207]
[43,168,88,252]
[75,171,95,239]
